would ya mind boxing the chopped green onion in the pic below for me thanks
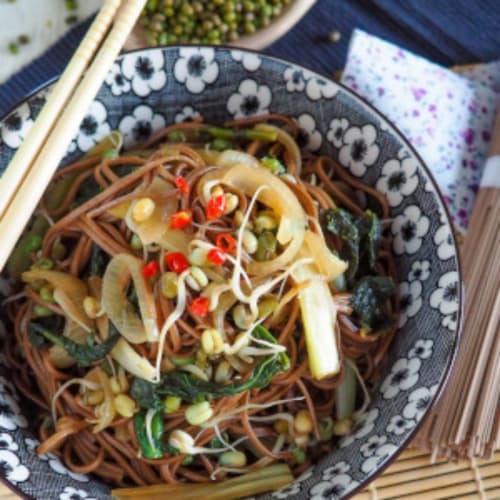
[8,42,18,54]
[335,359,357,420]
[261,156,285,174]
[167,130,186,143]
[101,149,118,159]
[211,138,233,151]
[169,355,196,367]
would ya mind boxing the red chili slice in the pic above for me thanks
[206,194,227,220]
[165,252,189,274]
[142,260,159,279]
[207,248,226,265]
[216,233,237,253]
[188,297,209,317]
[170,210,192,229]
[175,175,190,194]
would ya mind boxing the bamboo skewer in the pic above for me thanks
[0,0,147,272]
[0,0,122,220]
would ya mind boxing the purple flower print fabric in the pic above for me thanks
[341,29,500,232]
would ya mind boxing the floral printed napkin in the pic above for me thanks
[341,29,500,232]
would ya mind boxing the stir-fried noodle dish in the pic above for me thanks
[3,115,398,490]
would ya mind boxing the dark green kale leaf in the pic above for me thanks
[358,210,381,271]
[351,276,395,328]
[29,322,120,367]
[322,208,382,283]
[131,326,289,408]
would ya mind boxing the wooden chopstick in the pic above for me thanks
[0,0,121,220]
[0,0,147,271]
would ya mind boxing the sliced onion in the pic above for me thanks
[304,230,347,281]
[111,338,156,382]
[255,123,302,176]
[22,269,91,331]
[157,228,192,254]
[216,149,260,169]
[91,367,116,433]
[201,164,307,276]
[88,276,108,340]
[101,254,159,343]
[124,177,177,245]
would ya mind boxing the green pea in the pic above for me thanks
[24,234,42,256]
[18,34,30,45]
[291,444,306,464]
[34,305,53,317]
[39,286,55,304]
[65,0,77,11]
[255,231,277,261]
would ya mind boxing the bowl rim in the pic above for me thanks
[0,44,463,500]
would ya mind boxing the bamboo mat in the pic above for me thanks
[353,448,500,499]
[0,447,498,499]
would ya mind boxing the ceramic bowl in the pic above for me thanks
[0,46,462,500]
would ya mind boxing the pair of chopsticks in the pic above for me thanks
[0,0,147,271]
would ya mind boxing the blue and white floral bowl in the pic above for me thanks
[0,47,461,500]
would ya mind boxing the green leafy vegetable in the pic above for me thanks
[167,126,278,145]
[351,276,395,327]
[89,245,109,276]
[357,209,381,271]
[322,208,381,283]
[29,323,120,367]
[134,409,164,459]
[131,326,289,408]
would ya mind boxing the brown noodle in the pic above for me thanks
[4,114,398,488]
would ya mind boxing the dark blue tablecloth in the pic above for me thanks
[1,0,499,117]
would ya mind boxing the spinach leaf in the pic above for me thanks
[131,326,290,408]
[322,208,381,283]
[89,245,109,276]
[351,276,395,328]
[28,326,51,349]
[134,409,164,459]
[28,316,65,349]
[29,323,120,367]
[130,377,164,410]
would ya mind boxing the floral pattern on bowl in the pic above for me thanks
[0,46,461,500]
